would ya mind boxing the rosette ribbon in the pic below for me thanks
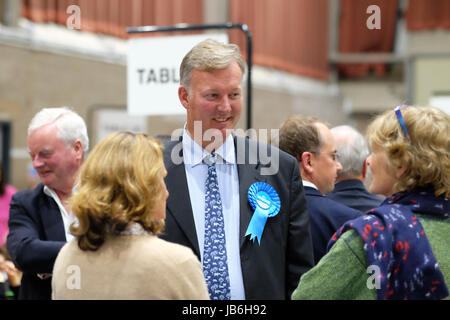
[245,182,281,245]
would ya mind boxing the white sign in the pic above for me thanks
[96,109,147,143]
[127,33,228,116]
[429,95,450,115]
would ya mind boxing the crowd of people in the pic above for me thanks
[1,39,449,301]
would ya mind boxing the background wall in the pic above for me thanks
[414,56,450,105]
[1,0,450,190]
[0,38,349,190]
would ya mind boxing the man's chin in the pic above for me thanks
[39,177,54,187]
[322,184,335,195]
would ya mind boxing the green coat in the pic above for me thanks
[292,213,450,300]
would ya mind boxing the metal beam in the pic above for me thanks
[329,52,406,64]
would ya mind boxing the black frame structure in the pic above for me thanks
[0,121,11,183]
[127,22,253,129]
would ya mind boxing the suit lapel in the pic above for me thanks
[165,135,269,252]
[39,188,66,241]
[304,186,322,197]
[235,136,266,248]
[164,140,200,256]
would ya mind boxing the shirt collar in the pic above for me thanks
[302,180,319,191]
[44,185,70,216]
[182,127,236,167]
[43,185,55,198]
[43,184,78,201]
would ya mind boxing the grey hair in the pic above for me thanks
[179,39,246,90]
[28,107,89,154]
[331,125,369,178]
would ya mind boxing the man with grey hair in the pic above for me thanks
[162,39,314,300]
[327,125,383,212]
[7,107,88,299]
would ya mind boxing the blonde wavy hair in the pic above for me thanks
[366,105,450,197]
[70,131,166,251]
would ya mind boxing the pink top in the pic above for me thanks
[0,185,17,246]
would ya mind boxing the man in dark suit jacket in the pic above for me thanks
[7,184,66,299]
[161,39,314,300]
[327,179,383,212]
[304,187,362,263]
[327,125,383,212]
[279,116,363,264]
[7,107,88,299]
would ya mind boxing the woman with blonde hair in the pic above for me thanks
[292,105,449,300]
[51,131,209,299]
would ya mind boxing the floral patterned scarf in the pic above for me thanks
[327,188,449,300]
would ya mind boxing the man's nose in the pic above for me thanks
[217,95,232,112]
[336,161,343,172]
[32,156,44,168]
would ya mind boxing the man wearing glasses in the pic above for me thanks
[278,115,363,264]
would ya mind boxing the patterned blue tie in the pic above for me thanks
[202,153,231,300]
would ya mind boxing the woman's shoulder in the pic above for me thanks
[332,229,366,262]
[105,234,197,265]
[55,239,81,262]
[120,236,201,278]
[52,240,80,274]
[135,235,198,261]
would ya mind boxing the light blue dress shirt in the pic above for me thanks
[182,129,245,300]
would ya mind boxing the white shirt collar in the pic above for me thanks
[43,185,75,215]
[182,127,236,167]
[43,184,78,242]
[302,180,319,190]
[43,185,71,208]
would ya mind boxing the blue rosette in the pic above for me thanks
[245,182,281,245]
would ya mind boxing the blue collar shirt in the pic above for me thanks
[182,128,245,300]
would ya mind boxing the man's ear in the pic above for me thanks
[72,139,83,160]
[362,158,368,179]
[300,152,314,174]
[178,86,190,110]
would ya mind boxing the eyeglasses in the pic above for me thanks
[394,104,411,142]
[311,151,339,162]
[328,152,339,162]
